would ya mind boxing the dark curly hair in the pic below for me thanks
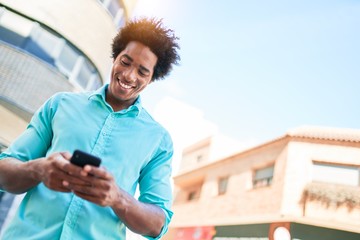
[111,17,180,81]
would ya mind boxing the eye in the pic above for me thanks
[138,69,146,76]
[119,56,131,66]
[120,59,130,66]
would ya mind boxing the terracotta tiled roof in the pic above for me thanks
[286,125,360,142]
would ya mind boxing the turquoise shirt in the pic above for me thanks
[0,84,173,240]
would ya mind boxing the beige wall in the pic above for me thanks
[180,144,211,173]
[0,105,28,145]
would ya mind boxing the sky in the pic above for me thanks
[132,0,360,149]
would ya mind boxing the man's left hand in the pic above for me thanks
[62,165,120,207]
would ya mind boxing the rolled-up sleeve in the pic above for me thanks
[138,131,174,239]
[0,95,57,162]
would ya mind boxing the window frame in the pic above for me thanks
[252,164,275,189]
[218,176,229,195]
[312,161,360,186]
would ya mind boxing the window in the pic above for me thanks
[185,183,203,202]
[24,24,62,65]
[106,0,120,18]
[253,165,274,188]
[99,0,125,29]
[0,8,34,47]
[87,74,102,90]
[76,58,98,89]
[218,176,229,195]
[188,191,197,201]
[312,162,360,186]
[56,43,81,76]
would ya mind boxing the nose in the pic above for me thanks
[123,67,137,83]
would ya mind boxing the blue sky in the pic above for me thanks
[133,0,360,145]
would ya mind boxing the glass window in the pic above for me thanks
[99,0,125,29]
[188,191,197,201]
[253,165,274,188]
[218,176,229,195]
[28,25,61,57]
[0,9,33,38]
[186,183,203,202]
[56,43,80,76]
[196,155,203,163]
[74,58,92,88]
[0,9,34,47]
[114,8,125,29]
[107,0,120,18]
[312,162,360,186]
[87,74,103,90]
[23,25,62,65]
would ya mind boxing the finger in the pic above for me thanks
[62,162,94,180]
[63,174,92,185]
[68,182,95,196]
[62,161,83,175]
[83,166,112,180]
[47,175,72,192]
[62,179,92,189]
[67,173,98,186]
[73,191,105,206]
[66,176,111,197]
[49,165,92,186]
[54,185,72,193]
[44,171,73,193]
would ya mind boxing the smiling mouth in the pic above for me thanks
[117,77,134,89]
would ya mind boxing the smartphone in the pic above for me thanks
[70,150,101,167]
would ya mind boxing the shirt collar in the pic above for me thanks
[88,84,142,117]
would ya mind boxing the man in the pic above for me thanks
[0,17,180,239]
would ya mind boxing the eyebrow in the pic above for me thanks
[122,54,151,74]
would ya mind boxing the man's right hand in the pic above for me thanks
[0,151,93,194]
[38,152,94,193]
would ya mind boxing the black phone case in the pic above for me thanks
[70,150,101,167]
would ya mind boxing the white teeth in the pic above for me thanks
[117,77,132,89]
[120,81,132,89]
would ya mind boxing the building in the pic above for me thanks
[0,0,137,231]
[165,126,360,240]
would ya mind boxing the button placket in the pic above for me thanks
[92,114,117,156]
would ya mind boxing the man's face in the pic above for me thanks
[107,41,157,111]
